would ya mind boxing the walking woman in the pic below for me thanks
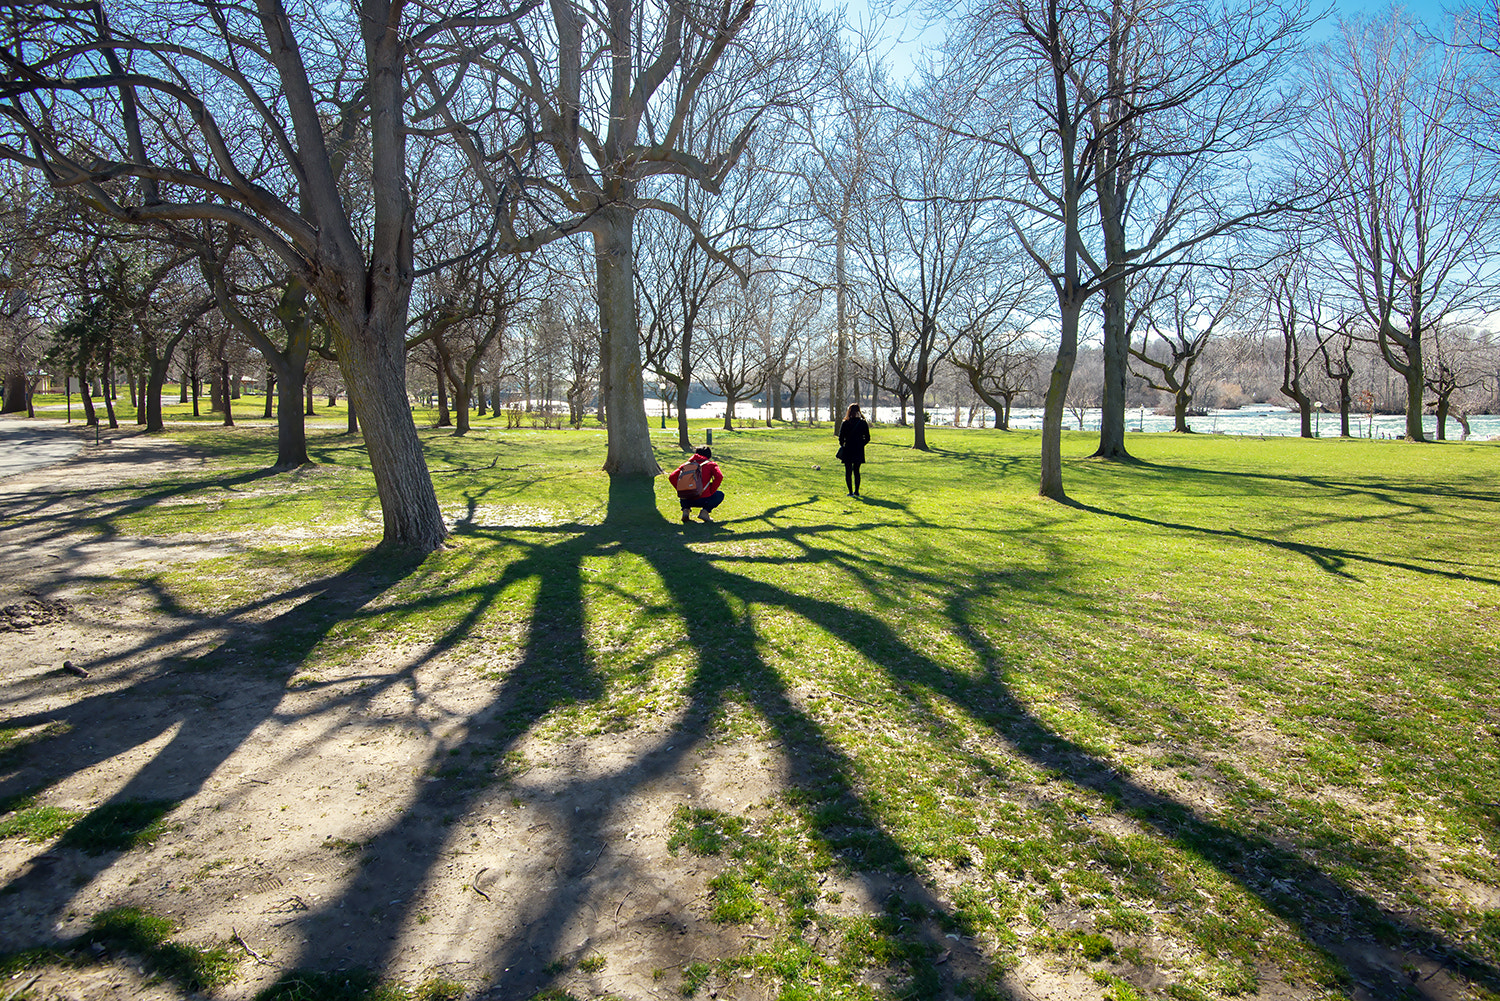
[838,404,871,496]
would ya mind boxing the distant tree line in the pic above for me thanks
[2,0,1498,545]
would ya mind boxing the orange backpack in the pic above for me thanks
[674,460,703,495]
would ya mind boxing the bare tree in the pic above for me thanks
[1082,0,1312,461]
[794,53,882,436]
[1129,268,1237,432]
[0,0,566,548]
[939,0,1312,497]
[1263,260,1327,437]
[854,99,1006,451]
[430,0,830,485]
[1302,12,1500,441]
[951,324,1042,430]
[1425,324,1487,441]
[699,280,770,431]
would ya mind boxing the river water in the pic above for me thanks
[678,401,1500,441]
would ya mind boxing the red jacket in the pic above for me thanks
[668,457,723,498]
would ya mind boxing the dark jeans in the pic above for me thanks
[680,489,725,513]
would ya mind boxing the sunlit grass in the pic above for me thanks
[21,421,1500,1000]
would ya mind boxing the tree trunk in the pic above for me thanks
[304,378,315,416]
[101,362,119,430]
[673,377,692,452]
[80,368,99,427]
[594,205,660,477]
[221,358,235,427]
[334,319,446,549]
[434,361,450,426]
[264,370,276,418]
[1040,300,1082,501]
[1337,377,1351,438]
[452,379,471,435]
[1402,347,1425,441]
[1173,390,1191,433]
[1,370,25,413]
[1094,278,1132,459]
[272,361,310,465]
[912,381,929,451]
[146,362,170,430]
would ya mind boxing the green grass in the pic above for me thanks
[19,421,1500,1001]
[0,907,240,992]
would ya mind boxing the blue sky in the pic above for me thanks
[846,0,1468,79]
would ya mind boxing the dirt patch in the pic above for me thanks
[0,595,69,633]
[0,433,869,1000]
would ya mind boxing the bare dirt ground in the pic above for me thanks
[0,426,1481,1001]
[0,429,1053,1001]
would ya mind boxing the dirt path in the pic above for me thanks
[0,430,820,1001]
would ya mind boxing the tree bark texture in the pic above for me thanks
[595,207,660,477]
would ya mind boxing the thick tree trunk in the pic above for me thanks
[1,370,24,413]
[1040,301,1082,501]
[304,379,315,416]
[1402,348,1425,441]
[1337,378,1351,437]
[594,206,660,477]
[334,318,445,549]
[452,380,471,435]
[264,370,276,418]
[144,364,170,435]
[273,362,309,466]
[1094,278,1132,459]
[912,381,929,451]
[1173,390,1191,433]
[673,377,692,452]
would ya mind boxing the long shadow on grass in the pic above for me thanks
[278,487,1497,1001]
[1129,457,1499,511]
[259,493,1006,999]
[0,547,429,942]
[673,537,1500,998]
[1071,500,1500,586]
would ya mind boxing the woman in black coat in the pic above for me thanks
[838,404,871,496]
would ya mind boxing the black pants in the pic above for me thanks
[844,462,861,494]
[680,489,725,513]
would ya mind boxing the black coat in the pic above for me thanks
[839,417,870,465]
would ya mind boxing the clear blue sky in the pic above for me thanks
[842,0,1468,79]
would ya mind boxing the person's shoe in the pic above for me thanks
[681,511,691,523]
[698,510,713,522]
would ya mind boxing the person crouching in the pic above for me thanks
[669,446,725,523]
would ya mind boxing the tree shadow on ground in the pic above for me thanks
[1068,499,1500,586]
[6,466,1497,1001]
[0,545,430,944]
[261,483,1498,1000]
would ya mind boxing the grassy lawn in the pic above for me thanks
[5,421,1499,1001]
